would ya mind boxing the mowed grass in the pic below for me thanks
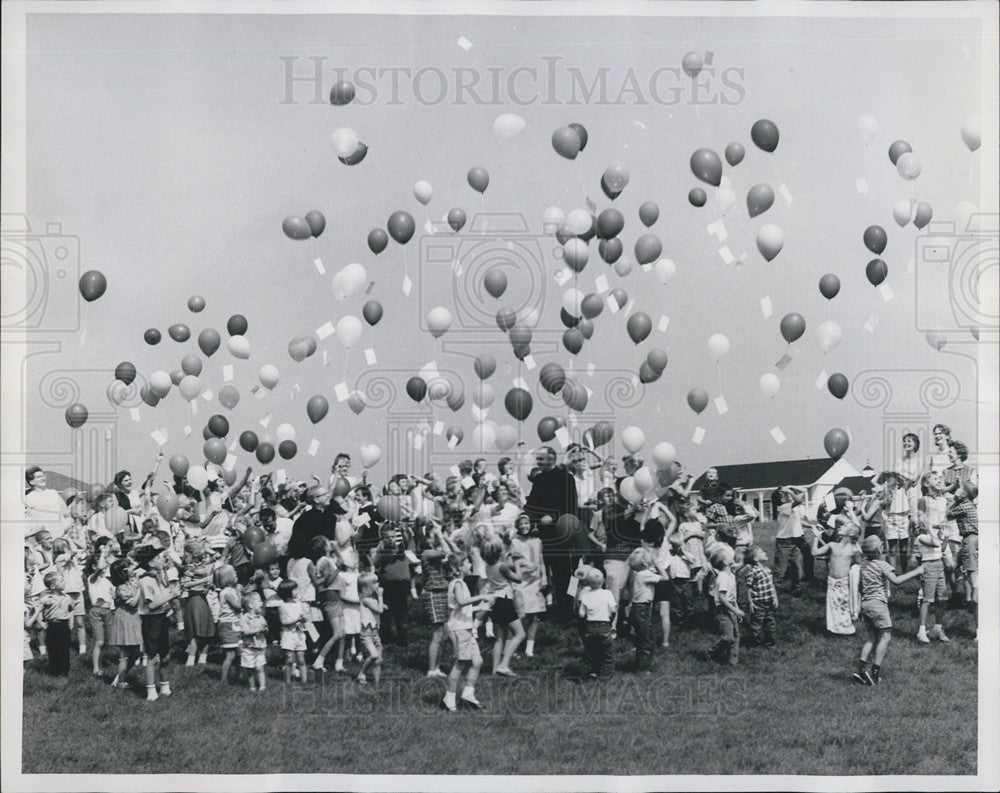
[22,523,977,776]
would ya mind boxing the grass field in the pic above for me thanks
[22,522,977,776]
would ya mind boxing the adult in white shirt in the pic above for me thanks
[24,466,71,539]
[773,486,809,595]
[895,432,925,523]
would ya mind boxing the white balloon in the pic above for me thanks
[562,287,585,317]
[566,209,592,236]
[719,175,732,189]
[758,372,781,397]
[472,382,496,409]
[332,262,368,302]
[892,199,914,227]
[896,151,921,180]
[619,476,641,504]
[258,364,280,389]
[542,206,566,231]
[276,423,296,443]
[495,425,518,451]
[521,306,541,327]
[179,375,203,401]
[634,466,656,494]
[472,422,497,452]
[707,333,730,361]
[816,320,843,354]
[652,442,676,470]
[359,443,381,469]
[336,315,363,349]
[756,224,784,261]
[186,465,208,492]
[427,307,453,339]
[149,370,172,398]
[960,115,981,152]
[857,114,879,144]
[330,127,360,158]
[493,113,526,140]
[227,335,251,360]
[621,425,645,454]
[414,180,433,205]
[563,238,589,270]
[714,186,736,215]
[654,259,676,284]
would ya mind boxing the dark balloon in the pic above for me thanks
[888,139,912,166]
[827,373,849,400]
[278,440,297,460]
[598,237,623,264]
[646,348,668,374]
[362,300,383,326]
[568,122,588,151]
[387,211,415,244]
[577,318,594,340]
[866,259,888,287]
[447,208,467,232]
[367,228,389,255]
[239,430,259,452]
[338,142,368,165]
[329,81,355,105]
[168,324,190,343]
[750,119,779,153]
[537,416,561,443]
[207,414,230,438]
[581,293,604,319]
[563,327,584,355]
[474,353,496,380]
[555,223,574,246]
[638,201,659,227]
[406,376,427,402]
[114,362,137,385]
[144,328,161,345]
[504,388,533,421]
[823,428,849,459]
[863,225,887,255]
[819,274,841,300]
[188,295,206,313]
[638,362,659,384]
[688,188,707,207]
[305,210,326,238]
[539,362,567,394]
[596,208,625,239]
[198,328,221,357]
[65,403,88,428]
[140,384,160,408]
[725,142,745,166]
[255,442,275,464]
[227,314,249,337]
[690,148,723,186]
[560,308,580,329]
[496,308,516,332]
[79,270,107,302]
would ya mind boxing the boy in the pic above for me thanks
[707,546,744,665]
[852,535,924,685]
[442,554,493,711]
[745,546,779,648]
[576,567,617,679]
[626,547,668,672]
[813,519,863,635]
[913,502,950,643]
[38,570,74,679]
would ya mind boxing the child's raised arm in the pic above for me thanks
[885,565,924,586]
[811,531,831,557]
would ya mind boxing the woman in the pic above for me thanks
[24,466,71,539]
[895,432,925,525]
[928,424,952,474]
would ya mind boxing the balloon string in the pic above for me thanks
[575,159,586,202]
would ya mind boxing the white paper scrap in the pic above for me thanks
[770,426,787,444]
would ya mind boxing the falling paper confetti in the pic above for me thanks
[314,258,326,275]
[760,297,773,318]
[365,348,377,365]
[770,426,787,444]
[555,427,571,449]
[335,382,350,402]
[594,274,609,293]
[879,284,894,302]
[523,355,536,370]
[714,396,728,415]
[457,35,472,50]
[815,369,829,390]
[855,178,870,194]
[692,426,706,444]
[775,353,793,371]
[151,429,168,446]
[402,275,413,296]
[554,269,572,286]
[308,439,320,456]
[316,321,335,340]
[223,365,234,382]
[778,184,793,204]
[707,220,728,242]
[864,315,880,333]
[719,246,735,265]
[130,408,141,422]
[433,421,444,435]
[658,315,670,332]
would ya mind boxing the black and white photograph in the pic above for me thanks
[1,1,997,790]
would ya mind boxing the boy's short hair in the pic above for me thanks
[213,564,238,588]
[749,545,768,564]
[480,536,504,566]
[627,546,653,572]
[710,545,735,569]
[861,535,882,558]
[583,567,604,589]
[43,570,62,588]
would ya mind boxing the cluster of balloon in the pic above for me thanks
[537,415,565,443]
[888,139,921,180]
[827,373,849,400]
[288,335,317,362]
[331,128,367,165]
[467,167,490,194]
[819,274,841,300]
[387,211,415,244]
[79,270,107,302]
[551,123,588,159]
[329,80,355,105]
[640,348,668,384]
[687,387,709,415]
[65,403,88,428]
[282,211,325,240]
[824,428,850,459]
[780,313,805,344]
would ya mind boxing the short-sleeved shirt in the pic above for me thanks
[712,569,736,606]
[775,503,804,539]
[630,569,660,604]
[578,587,617,621]
[39,591,75,621]
[88,574,115,609]
[138,573,171,615]
[859,559,895,604]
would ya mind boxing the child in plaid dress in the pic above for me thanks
[240,591,268,692]
[357,572,384,685]
[745,547,778,647]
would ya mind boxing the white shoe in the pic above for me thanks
[935,629,951,643]
[146,688,159,702]
[917,626,930,644]
[312,659,326,671]
[186,656,196,667]
[427,669,447,679]
[158,683,172,697]
[525,648,534,658]
[356,673,368,685]
[197,652,208,665]
[334,660,345,672]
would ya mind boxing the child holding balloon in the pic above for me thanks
[213,564,242,683]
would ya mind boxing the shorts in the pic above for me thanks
[490,597,519,627]
[958,534,978,573]
[860,599,892,631]
[319,593,344,628]
[653,580,672,603]
[448,627,478,662]
[360,625,382,654]
[67,593,86,618]
[240,645,266,669]
[281,629,306,652]
[140,613,172,661]
[920,559,948,602]
[883,513,909,541]
[343,605,361,635]
[217,621,240,649]
[88,606,114,643]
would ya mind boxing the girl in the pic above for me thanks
[278,579,309,684]
[666,534,694,625]
[108,558,143,688]
[479,536,524,676]
[286,533,321,661]
[213,564,242,683]
[84,538,117,676]
[627,546,669,671]
[510,514,546,657]
[421,533,453,678]
[87,493,118,542]
[135,545,180,701]
[338,558,362,671]
[239,591,269,692]
[442,553,493,711]
[913,501,950,643]
[310,536,346,673]
[181,539,216,666]
[51,538,88,655]
[870,472,909,573]
[641,520,675,648]
[357,572,384,685]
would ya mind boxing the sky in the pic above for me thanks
[14,7,997,485]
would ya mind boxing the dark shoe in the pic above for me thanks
[851,669,873,686]
[869,666,881,685]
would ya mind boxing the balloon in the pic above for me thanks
[816,320,843,354]
[562,287,584,317]
[255,443,275,465]
[282,216,311,240]
[634,467,656,494]
[474,353,496,380]
[634,234,662,265]
[483,268,508,299]
[724,142,745,166]
[367,228,389,255]
[687,387,709,414]
[446,426,464,446]
[539,362,567,394]
[181,354,202,377]
[863,225,887,255]
[304,210,326,238]
[187,295,206,313]
[925,332,946,352]
[565,209,591,236]
[288,337,310,363]
[139,384,160,408]
[913,202,933,229]
[347,391,367,415]
[65,403,88,428]
[652,442,676,470]
[556,223,574,245]
[242,526,266,551]
[238,431,259,452]
[146,371,170,399]
[596,209,625,240]
[278,440,297,460]
[779,313,805,344]
[144,328,161,345]
[203,438,227,466]
[610,287,628,310]
[467,167,489,194]
[472,382,496,409]
[888,139,912,166]
[447,208,467,233]
[824,428,849,459]
[252,541,278,569]
[746,183,774,218]
[496,307,516,332]
[329,80,355,105]
[336,315,363,348]
[271,424,294,445]
[330,127,360,157]
[819,274,841,300]
[493,112,526,140]
[406,376,427,403]
[646,348,668,374]
[187,465,209,492]
[307,395,329,424]
[690,148,722,186]
[114,362,137,385]
[621,426,645,454]
[759,373,780,398]
[857,115,879,144]
[580,293,604,320]
[601,163,630,200]
[331,262,367,303]
[227,335,251,360]
[590,421,614,447]
[896,151,921,179]
[578,319,594,340]
[893,199,914,227]
[827,373,849,400]
[563,239,589,273]
[472,422,497,451]
[207,414,230,438]
[494,425,518,452]
[551,126,582,159]
[179,375,203,401]
[222,316,247,339]
[619,477,641,505]
[360,443,382,469]
[79,270,107,302]
[193,329,220,358]
[866,259,888,287]
[563,327,584,355]
[414,180,433,205]
[750,119,779,152]
[561,379,588,412]
[537,416,561,443]
[681,51,703,77]
[688,188,707,208]
[202,425,214,441]
[252,366,278,393]
[387,211,415,244]
[707,333,730,360]
[155,493,180,522]
[166,454,189,479]
[568,123,588,151]
[598,238,622,264]
[960,115,981,152]
[638,201,659,227]
[542,206,566,230]
[626,313,652,345]
[168,324,191,343]
[756,224,784,261]
[504,388,533,421]
[357,300,383,328]
[427,307,452,339]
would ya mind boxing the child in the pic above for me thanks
[706,545,744,666]
[181,539,216,666]
[38,570,74,679]
[311,537,346,673]
[510,513,546,657]
[627,547,669,672]
[666,534,694,625]
[852,535,924,685]
[277,579,309,684]
[85,540,117,676]
[812,520,863,636]
[744,546,779,648]
[214,564,242,683]
[259,561,284,645]
[52,538,87,655]
[914,501,950,643]
[877,472,911,572]
[420,539,451,678]
[479,536,524,677]
[239,591,269,692]
[357,572,384,685]
[135,544,180,701]
[442,554,493,711]
[576,567,618,679]
[338,559,362,672]
[24,579,43,666]
[107,558,143,688]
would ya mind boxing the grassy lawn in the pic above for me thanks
[22,523,977,776]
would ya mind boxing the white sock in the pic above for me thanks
[525,640,535,654]
[461,685,475,699]
[158,681,171,695]
[443,691,456,707]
